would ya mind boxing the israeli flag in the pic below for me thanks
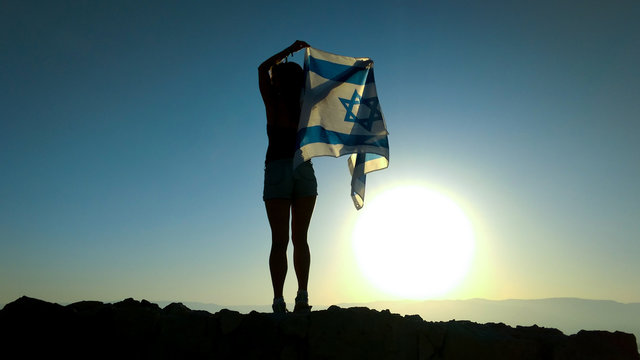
[293,47,389,210]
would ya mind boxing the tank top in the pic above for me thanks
[265,124,297,164]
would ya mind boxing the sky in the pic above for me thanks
[1,0,639,308]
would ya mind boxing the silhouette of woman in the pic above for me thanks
[259,40,316,314]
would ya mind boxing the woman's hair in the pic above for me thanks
[272,62,304,90]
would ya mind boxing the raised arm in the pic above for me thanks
[258,40,310,104]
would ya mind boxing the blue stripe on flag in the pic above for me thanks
[297,126,389,148]
[355,153,385,166]
[308,56,375,85]
[363,153,385,162]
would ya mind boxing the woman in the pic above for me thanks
[259,40,317,314]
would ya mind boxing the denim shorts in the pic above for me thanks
[263,158,318,201]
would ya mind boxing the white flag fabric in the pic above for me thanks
[293,47,389,210]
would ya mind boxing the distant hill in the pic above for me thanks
[339,298,640,340]
[1,296,638,359]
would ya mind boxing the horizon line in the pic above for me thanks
[3,295,640,310]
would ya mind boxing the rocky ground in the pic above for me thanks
[1,296,638,359]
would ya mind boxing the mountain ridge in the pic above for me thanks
[1,296,638,359]
[149,296,640,353]
[3,296,638,348]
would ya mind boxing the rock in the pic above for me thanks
[0,296,638,359]
[162,302,191,315]
[555,330,640,360]
[217,308,243,334]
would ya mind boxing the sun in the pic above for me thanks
[352,185,475,299]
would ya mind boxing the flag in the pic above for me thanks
[293,47,389,210]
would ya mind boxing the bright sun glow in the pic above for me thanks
[352,185,475,299]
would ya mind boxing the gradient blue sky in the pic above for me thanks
[1,0,639,307]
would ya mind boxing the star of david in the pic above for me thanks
[339,89,361,123]
[361,96,383,124]
[339,89,382,131]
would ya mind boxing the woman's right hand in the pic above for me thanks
[290,40,310,52]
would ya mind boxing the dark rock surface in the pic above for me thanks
[0,296,638,359]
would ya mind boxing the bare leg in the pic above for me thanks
[291,196,316,292]
[265,198,291,299]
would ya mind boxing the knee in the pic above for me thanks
[291,233,308,248]
[271,236,289,252]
